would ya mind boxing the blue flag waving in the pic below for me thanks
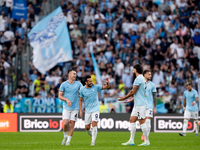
[91,53,102,84]
[12,0,28,20]
[28,7,72,74]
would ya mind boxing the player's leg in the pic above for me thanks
[141,109,153,141]
[146,109,153,135]
[85,113,92,137]
[192,111,199,137]
[66,110,78,145]
[179,111,190,136]
[138,105,150,146]
[91,111,99,146]
[122,107,138,146]
[62,110,70,145]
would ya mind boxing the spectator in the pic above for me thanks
[30,70,38,81]
[3,99,13,113]
[118,79,125,95]
[39,87,47,99]
[28,80,34,97]
[193,31,200,45]
[122,70,132,94]
[100,100,108,113]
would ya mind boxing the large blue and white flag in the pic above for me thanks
[91,53,101,84]
[28,7,72,74]
[12,0,28,20]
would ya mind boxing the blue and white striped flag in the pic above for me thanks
[91,53,102,84]
[28,7,72,74]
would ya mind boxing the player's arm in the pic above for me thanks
[153,92,157,114]
[118,85,139,101]
[192,97,199,106]
[58,91,72,107]
[102,78,110,90]
[183,98,186,110]
[123,96,134,103]
[79,97,83,118]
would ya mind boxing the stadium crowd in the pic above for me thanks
[0,0,200,113]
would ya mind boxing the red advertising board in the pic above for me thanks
[0,113,18,132]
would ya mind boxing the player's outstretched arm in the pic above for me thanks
[118,85,139,101]
[102,78,110,90]
[123,97,134,103]
[58,91,72,107]
[79,97,83,118]
[153,92,157,114]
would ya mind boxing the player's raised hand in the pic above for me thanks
[104,78,109,83]
[79,111,83,118]
[66,99,72,107]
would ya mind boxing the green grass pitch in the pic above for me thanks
[0,132,199,150]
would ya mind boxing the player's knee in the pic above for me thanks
[63,120,69,126]
[92,121,97,127]
[85,125,90,130]
[129,117,136,123]
[69,121,75,127]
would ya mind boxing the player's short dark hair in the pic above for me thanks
[134,64,143,74]
[84,75,91,82]
[68,69,76,74]
[143,70,151,75]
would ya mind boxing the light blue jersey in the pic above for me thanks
[133,75,147,106]
[146,81,156,109]
[59,81,83,111]
[79,84,102,113]
[183,89,199,112]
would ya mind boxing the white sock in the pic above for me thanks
[67,136,72,143]
[146,119,151,136]
[129,123,136,143]
[92,126,97,143]
[86,128,92,137]
[183,119,188,133]
[64,131,68,138]
[141,123,149,144]
[195,120,199,134]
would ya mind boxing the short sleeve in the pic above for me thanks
[95,84,102,92]
[183,92,186,99]
[195,90,199,98]
[59,83,65,92]
[152,83,156,93]
[79,88,84,98]
[133,77,141,86]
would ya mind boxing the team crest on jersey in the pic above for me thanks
[92,89,94,91]
[74,85,77,88]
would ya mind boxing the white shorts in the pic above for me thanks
[146,109,153,118]
[131,105,146,119]
[184,111,198,120]
[85,111,100,125]
[62,110,79,121]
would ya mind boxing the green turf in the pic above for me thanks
[0,132,199,150]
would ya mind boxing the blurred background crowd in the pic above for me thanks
[0,0,200,113]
